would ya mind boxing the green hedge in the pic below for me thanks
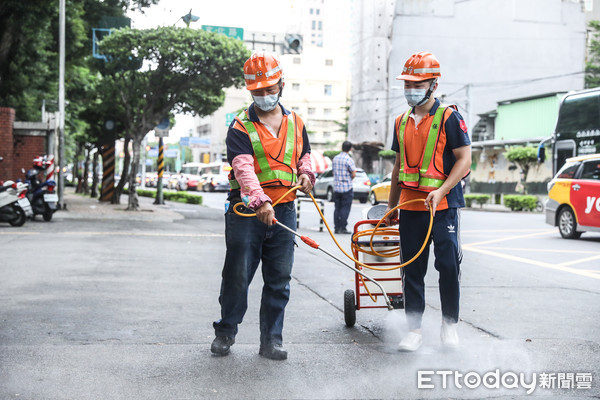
[131,188,203,205]
[378,149,396,159]
[464,194,490,208]
[503,195,537,211]
[323,150,340,159]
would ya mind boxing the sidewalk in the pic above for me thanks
[54,187,184,222]
[464,203,511,212]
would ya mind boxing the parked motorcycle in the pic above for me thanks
[0,180,31,226]
[23,156,58,221]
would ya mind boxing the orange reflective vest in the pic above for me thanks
[396,106,452,192]
[229,110,303,190]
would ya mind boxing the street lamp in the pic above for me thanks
[182,9,199,28]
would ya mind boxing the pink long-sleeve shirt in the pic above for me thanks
[232,152,315,210]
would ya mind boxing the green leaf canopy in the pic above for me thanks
[99,27,250,137]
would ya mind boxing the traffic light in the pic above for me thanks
[283,34,303,54]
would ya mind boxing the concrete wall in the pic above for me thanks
[469,147,554,195]
[348,0,396,146]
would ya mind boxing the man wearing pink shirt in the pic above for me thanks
[211,53,314,360]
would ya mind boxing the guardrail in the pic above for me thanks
[297,197,325,231]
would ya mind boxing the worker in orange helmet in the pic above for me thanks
[211,52,315,360]
[385,51,472,352]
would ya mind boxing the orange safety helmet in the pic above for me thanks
[396,52,441,82]
[243,52,283,90]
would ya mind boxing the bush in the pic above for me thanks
[464,194,490,208]
[503,195,537,211]
[131,188,203,205]
[378,149,396,159]
[323,150,340,159]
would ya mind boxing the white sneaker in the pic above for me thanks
[441,321,459,348]
[398,331,422,352]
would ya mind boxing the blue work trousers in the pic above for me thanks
[213,201,296,346]
[333,189,353,232]
[399,208,462,330]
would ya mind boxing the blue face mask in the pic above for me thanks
[253,93,280,112]
[404,88,428,107]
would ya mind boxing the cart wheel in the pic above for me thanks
[344,289,356,327]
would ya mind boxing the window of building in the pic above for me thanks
[324,85,332,96]
[293,57,301,64]
[308,108,316,115]
[316,9,320,15]
[310,8,314,14]
[312,20,316,29]
[318,21,322,30]
[324,108,331,116]
[292,83,300,90]
[325,59,333,66]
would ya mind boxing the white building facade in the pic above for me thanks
[350,0,588,162]
[192,0,352,163]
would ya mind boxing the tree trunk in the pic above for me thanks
[112,137,131,204]
[74,143,83,192]
[81,148,90,195]
[91,150,99,198]
[127,137,141,211]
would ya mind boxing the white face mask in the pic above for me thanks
[404,88,428,107]
[253,93,280,112]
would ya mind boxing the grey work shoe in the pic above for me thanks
[259,344,288,360]
[211,336,235,356]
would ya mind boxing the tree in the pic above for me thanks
[0,0,157,120]
[586,20,600,88]
[504,146,538,194]
[99,27,249,210]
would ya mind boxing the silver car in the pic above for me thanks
[312,168,371,203]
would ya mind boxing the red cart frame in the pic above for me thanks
[343,219,404,327]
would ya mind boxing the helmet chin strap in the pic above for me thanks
[416,79,437,106]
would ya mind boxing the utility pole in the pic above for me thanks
[58,0,66,209]
[154,137,164,205]
[465,83,473,133]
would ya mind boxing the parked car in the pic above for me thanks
[312,168,371,203]
[368,173,392,205]
[202,173,231,192]
[545,153,600,239]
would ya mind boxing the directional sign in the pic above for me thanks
[148,148,178,158]
[225,112,236,126]
[155,128,170,137]
[202,25,244,40]
[180,137,210,147]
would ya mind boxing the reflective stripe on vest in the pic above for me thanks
[229,111,297,189]
[397,106,447,190]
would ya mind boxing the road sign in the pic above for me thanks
[202,25,243,40]
[225,112,236,126]
[180,137,210,148]
[155,128,170,137]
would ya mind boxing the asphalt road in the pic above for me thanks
[0,190,598,399]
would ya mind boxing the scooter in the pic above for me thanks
[23,166,57,221]
[0,180,32,226]
[22,156,58,221]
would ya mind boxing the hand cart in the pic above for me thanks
[343,207,404,327]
